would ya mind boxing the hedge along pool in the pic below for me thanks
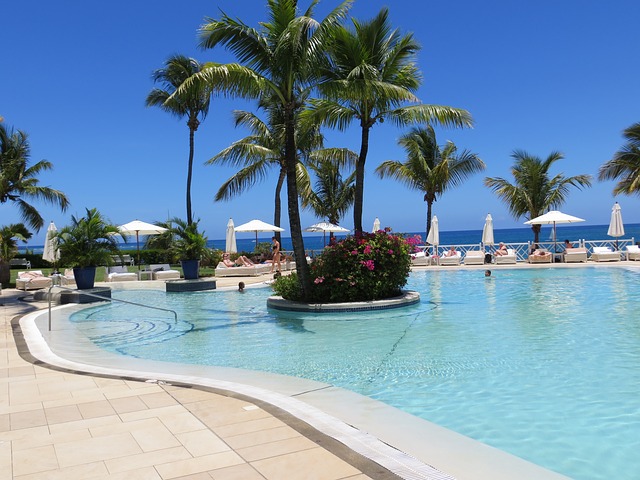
[68,267,640,480]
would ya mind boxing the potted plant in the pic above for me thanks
[56,208,121,289]
[0,223,32,286]
[169,218,207,280]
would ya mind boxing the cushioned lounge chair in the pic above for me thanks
[16,270,52,291]
[590,247,620,262]
[105,266,137,282]
[149,264,181,280]
[563,247,587,263]
[410,251,429,266]
[495,248,517,264]
[439,251,462,266]
[528,249,552,263]
[463,250,485,265]
[215,262,270,277]
[626,245,640,261]
[61,269,76,286]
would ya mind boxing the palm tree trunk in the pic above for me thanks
[284,109,310,299]
[273,168,286,244]
[532,224,541,244]
[186,126,195,225]
[353,125,371,233]
[426,200,432,240]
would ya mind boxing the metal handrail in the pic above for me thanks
[47,285,178,331]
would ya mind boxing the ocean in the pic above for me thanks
[20,223,639,255]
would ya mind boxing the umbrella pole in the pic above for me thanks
[136,231,141,271]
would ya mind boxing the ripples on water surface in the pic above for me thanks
[70,267,640,480]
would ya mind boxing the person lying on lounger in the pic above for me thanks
[495,243,509,256]
[444,246,458,257]
[222,253,255,267]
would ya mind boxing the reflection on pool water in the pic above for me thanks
[70,267,640,480]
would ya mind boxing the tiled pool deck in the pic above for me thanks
[5,262,626,479]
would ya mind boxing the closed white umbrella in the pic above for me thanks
[118,220,168,269]
[426,215,439,255]
[235,219,284,246]
[42,221,59,267]
[305,221,349,245]
[525,210,585,252]
[225,218,237,253]
[482,214,494,247]
[372,217,381,232]
[607,202,625,250]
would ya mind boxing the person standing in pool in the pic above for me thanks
[270,236,281,273]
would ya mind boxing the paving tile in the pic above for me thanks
[77,399,117,419]
[89,417,162,437]
[155,450,245,479]
[163,388,216,404]
[12,444,58,476]
[119,404,186,422]
[0,413,9,432]
[8,366,36,378]
[0,440,11,480]
[0,425,50,442]
[109,395,149,414]
[213,417,286,439]
[139,391,180,409]
[175,429,231,457]
[48,414,122,434]
[169,473,213,480]
[12,428,91,451]
[251,447,361,480]
[104,446,192,474]
[236,435,318,462]
[44,404,83,424]
[10,408,47,430]
[158,411,208,435]
[13,461,108,480]
[54,431,143,467]
[224,426,300,450]
[209,463,267,480]
[92,466,162,480]
[130,423,183,452]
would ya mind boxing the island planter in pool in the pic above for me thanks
[180,259,200,280]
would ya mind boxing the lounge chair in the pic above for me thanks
[563,247,588,263]
[495,248,517,264]
[215,262,270,277]
[16,270,52,291]
[528,249,552,263]
[590,247,620,262]
[105,266,137,282]
[439,250,461,266]
[463,250,486,265]
[61,268,76,286]
[626,245,640,261]
[149,264,181,280]
[410,251,429,266]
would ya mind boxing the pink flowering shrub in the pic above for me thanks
[306,230,412,302]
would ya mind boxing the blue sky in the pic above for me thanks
[2,0,639,245]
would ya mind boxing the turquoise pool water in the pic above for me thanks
[69,267,640,480]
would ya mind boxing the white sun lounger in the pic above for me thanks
[590,247,620,262]
[464,250,486,265]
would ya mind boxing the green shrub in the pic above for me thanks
[272,272,303,300]
[307,230,412,303]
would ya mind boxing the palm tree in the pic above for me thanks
[598,122,640,195]
[485,150,592,243]
[301,150,357,240]
[0,123,69,231]
[207,103,323,244]
[146,55,211,225]
[376,126,485,238]
[0,223,32,263]
[194,0,352,299]
[310,7,473,233]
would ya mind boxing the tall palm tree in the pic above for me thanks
[310,7,473,233]
[0,123,69,231]
[207,103,323,244]
[301,150,357,239]
[146,55,211,225]
[0,223,32,263]
[194,0,352,299]
[485,150,592,243]
[598,122,640,196]
[376,126,485,238]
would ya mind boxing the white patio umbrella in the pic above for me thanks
[525,210,585,252]
[482,214,494,247]
[42,221,60,269]
[607,202,625,250]
[118,220,168,269]
[426,215,439,255]
[235,219,284,247]
[372,217,381,232]
[304,221,349,246]
[225,218,237,253]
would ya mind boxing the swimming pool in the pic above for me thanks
[69,267,640,480]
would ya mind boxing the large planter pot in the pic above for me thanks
[73,266,97,290]
[180,259,200,280]
[0,263,9,287]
